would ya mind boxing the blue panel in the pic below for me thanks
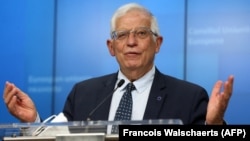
[186,0,250,124]
[0,0,55,122]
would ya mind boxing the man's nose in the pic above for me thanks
[126,31,137,45]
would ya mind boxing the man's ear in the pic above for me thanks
[107,39,115,56]
[155,36,163,53]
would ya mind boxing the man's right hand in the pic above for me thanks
[3,81,37,122]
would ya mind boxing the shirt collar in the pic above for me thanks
[117,66,155,93]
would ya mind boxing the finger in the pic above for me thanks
[4,82,19,105]
[6,94,18,112]
[3,82,15,103]
[3,81,12,98]
[210,80,223,99]
[227,75,234,93]
[222,75,234,101]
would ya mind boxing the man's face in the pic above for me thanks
[107,10,162,78]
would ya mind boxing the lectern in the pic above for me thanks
[0,119,183,141]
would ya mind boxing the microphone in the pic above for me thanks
[87,79,125,121]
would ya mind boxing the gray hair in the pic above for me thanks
[110,3,160,38]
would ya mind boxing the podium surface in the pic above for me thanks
[0,119,183,141]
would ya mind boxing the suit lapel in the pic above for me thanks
[143,68,168,119]
[91,74,118,120]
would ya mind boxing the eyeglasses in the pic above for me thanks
[111,27,158,40]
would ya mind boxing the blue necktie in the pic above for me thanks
[111,83,136,134]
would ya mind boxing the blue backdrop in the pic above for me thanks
[0,0,249,124]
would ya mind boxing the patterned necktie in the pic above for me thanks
[111,82,136,134]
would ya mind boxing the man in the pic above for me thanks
[3,2,234,133]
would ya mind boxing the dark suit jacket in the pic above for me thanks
[63,68,209,125]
